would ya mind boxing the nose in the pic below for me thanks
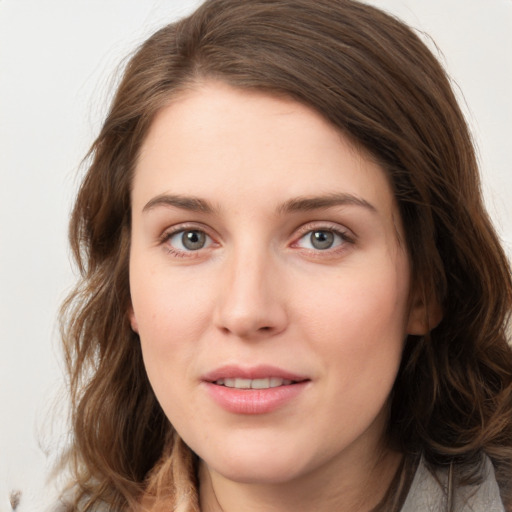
[213,246,288,339]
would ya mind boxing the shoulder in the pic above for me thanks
[401,454,505,512]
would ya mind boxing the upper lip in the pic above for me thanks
[202,365,309,383]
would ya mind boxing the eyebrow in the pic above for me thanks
[142,194,217,214]
[277,193,377,215]
[142,192,377,216]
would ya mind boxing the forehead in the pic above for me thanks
[133,82,395,217]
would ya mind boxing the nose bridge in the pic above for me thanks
[214,238,286,338]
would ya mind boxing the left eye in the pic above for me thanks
[296,229,346,250]
[167,229,213,251]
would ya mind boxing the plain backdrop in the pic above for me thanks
[1,0,511,506]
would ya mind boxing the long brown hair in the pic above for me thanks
[59,0,512,510]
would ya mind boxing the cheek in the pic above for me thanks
[301,261,408,337]
[133,282,208,423]
[131,260,211,338]
[129,262,214,398]
[296,257,409,382]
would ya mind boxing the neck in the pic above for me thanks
[198,447,403,512]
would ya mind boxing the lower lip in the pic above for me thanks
[203,381,309,415]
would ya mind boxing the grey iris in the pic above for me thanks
[182,230,206,250]
[311,230,334,250]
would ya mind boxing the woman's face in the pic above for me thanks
[129,82,426,486]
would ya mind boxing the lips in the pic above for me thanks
[202,365,310,414]
[202,364,308,384]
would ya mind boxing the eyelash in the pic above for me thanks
[292,224,355,255]
[159,224,216,258]
[159,223,355,258]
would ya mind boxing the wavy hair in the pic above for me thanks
[59,0,512,510]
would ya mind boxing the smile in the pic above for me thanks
[214,377,294,389]
[203,366,310,414]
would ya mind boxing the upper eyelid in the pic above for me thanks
[160,226,216,256]
[290,222,357,252]
[293,221,354,238]
[160,222,215,239]
[158,226,216,255]
[157,220,355,245]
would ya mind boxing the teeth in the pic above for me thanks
[232,378,252,389]
[270,377,289,388]
[216,377,293,389]
[251,378,270,389]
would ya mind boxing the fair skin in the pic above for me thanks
[129,82,428,512]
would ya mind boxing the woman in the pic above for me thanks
[58,0,512,510]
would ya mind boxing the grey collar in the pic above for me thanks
[401,455,504,512]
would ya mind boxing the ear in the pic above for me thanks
[128,306,139,334]
[406,289,442,336]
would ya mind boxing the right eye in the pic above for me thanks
[296,229,342,251]
[165,229,213,252]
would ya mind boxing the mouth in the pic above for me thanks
[204,374,309,415]
[213,377,299,389]
[202,365,310,413]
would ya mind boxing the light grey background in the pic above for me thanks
[1,0,511,508]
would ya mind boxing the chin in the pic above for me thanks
[199,443,312,484]
[210,463,305,485]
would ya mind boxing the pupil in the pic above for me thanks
[311,231,334,250]
[182,230,205,250]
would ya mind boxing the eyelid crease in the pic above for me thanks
[294,229,353,247]
[159,224,214,243]
[160,226,217,259]
[158,222,355,244]
[156,220,357,262]
[293,221,356,242]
